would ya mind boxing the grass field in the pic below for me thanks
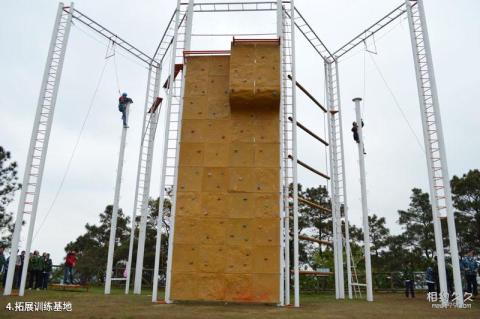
[0,287,478,319]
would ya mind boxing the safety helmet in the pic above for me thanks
[122,92,128,97]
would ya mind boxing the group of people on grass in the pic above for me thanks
[403,250,479,299]
[0,248,52,290]
[0,248,78,290]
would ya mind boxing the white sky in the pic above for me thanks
[1,0,479,264]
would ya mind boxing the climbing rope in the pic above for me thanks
[33,57,110,240]
[367,52,425,152]
[112,43,123,95]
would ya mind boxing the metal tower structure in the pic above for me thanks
[125,64,161,294]
[6,0,462,308]
[152,0,193,303]
[3,1,162,297]
[129,10,181,295]
[3,2,73,296]
[276,0,286,307]
[325,61,346,299]
[279,2,292,307]
[405,0,463,306]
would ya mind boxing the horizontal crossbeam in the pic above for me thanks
[289,155,330,180]
[332,1,416,60]
[288,117,328,146]
[287,75,327,112]
[299,271,334,276]
[285,7,334,62]
[298,234,332,246]
[298,196,332,213]
[188,1,278,12]
[64,6,157,67]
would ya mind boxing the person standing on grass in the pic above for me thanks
[64,250,77,285]
[461,250,478,297]
[425,265,435,293]
[2,256,9,288]
[27,252,33,289]
[42,253,52,290]
[28,251,43,290]
[403,261,415,298]
[15,251,24,289]
[0,247,6,287]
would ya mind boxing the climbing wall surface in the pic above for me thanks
[171,41,280,303]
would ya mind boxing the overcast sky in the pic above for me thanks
[1,0,479,264]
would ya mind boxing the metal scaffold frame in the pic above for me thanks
[3,2,74,297]
[3,1,171,297]
[153,0,193,304]
[7,0,463,309]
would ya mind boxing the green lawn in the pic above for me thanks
[0,287,478,319]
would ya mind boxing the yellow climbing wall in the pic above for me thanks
[171,40,280,303]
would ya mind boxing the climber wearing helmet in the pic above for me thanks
[118,92,133,128]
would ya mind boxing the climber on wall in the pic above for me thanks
[118,92,133,128]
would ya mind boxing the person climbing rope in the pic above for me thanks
[118,93,133,128]
[352,120,366,154]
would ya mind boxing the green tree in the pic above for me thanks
[64,197,171,285]
[140,197,170,272]
[296,183,332,267]
[397,188,435,259]
[65,205,130,283]
[0,146,22,246]
[382,234,424,272]
[451,169,480,254]
[368,214,390,257]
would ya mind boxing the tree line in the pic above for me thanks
[1,145,479,283]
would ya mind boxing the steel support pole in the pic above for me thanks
[334,62,345,300]
[4,2,73,297]
[105,105,130,294]
[325,62,340,299]
[335,61,353,299]
[288,0,300,308]
[276,0,285,307]
[280,6,291,306]
[124,67,152,295]
[353,98,373,302]
[132,65,162,295]
[164,0,194,304]
[405,0,462,306]
[151,0,183,302]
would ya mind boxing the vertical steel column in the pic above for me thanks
[281,6,292,305]
[131,64,162,295]
[4,2,73,297]
[353,98,373,302]
[105,104,131,294]
[333,62,346,299]
[405,0,462,306]
[124,67,151,294]
[151,0,184,303]
[288,0,300,308]
[164,0,194,303]
[276,0,285,307]
[336,64,353,300]
[325,62,340,299]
